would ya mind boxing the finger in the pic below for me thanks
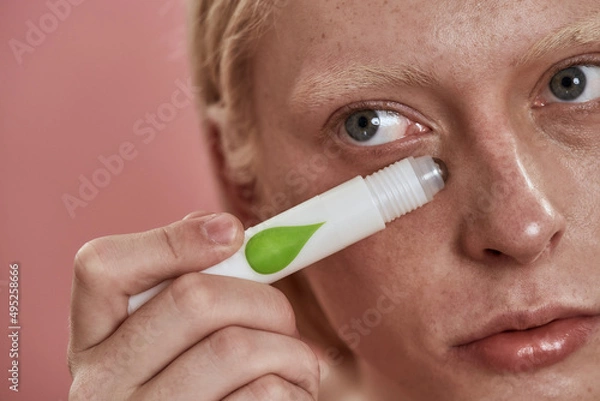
[223,374,314,401]
[133,327,320,401]
[90,273,299,388]
[69,212,244,354]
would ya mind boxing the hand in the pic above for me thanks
[68,212,320,401]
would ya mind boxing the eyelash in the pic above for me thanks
[333,100,400,124]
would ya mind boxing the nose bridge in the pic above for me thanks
[458,111,566,266]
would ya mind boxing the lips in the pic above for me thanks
[454,307,600,373]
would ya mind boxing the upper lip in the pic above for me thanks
[454,305,599,347]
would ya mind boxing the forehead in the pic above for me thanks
[256,0,599,96]
[273,0,596,54]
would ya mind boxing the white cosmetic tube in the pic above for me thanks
[128,155,447,314]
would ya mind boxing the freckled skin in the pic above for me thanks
[236,1,600,399]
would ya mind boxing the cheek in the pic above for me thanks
[302,208,461,350]
[532,103,600,240]
[253,135,368,222]
[524,100,600,257]
[301,218,473,397]
[531,99,600,153]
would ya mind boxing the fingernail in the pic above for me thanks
[182,210,208,220]
[202,214,238,245]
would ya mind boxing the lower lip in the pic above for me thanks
[456,316,600,373]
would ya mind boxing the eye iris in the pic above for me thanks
[550,66,587,101]
[345,110,380,142]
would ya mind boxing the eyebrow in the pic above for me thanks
[289,63,438,110]
[518,12,600,66]
[291,13,600,109]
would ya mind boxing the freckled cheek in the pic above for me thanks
[304,230,455,343]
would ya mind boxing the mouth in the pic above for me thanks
[453,306,600,373]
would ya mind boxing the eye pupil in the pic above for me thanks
[345,110,380,142]
[561,77,573,87]
[550,66,587,101]
[358,116,369,128]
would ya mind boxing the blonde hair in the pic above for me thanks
[187,0,281,187]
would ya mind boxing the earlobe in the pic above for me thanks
[204,104,257,227]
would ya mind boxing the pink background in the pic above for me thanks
[1,1,220,400]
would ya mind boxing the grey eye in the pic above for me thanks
[339,108,420,147]
[550,66,587,101]
[344,110,381,142]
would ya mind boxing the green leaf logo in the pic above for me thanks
[245,223,325,275]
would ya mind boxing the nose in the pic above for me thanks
[459,142,566,266]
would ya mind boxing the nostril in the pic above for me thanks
[549,230,564,249]
[485,249,503,257]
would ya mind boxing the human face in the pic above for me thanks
[245,1,600,399]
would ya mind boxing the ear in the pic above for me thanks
[204,104,257,227]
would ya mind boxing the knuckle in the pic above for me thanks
[248,375,292,400]
[73,239,110,285]
[169,273,216,316]
[301,342,320,371]
[69,360,133,401]
[68,372,106,401]
[207,326,254,364]
[68,378,88,401]
[165,217,206,247]
[153,216,222,263]
[265,287,297,333]
[66,346,79,377]
[157,225,181,262]
[295,341,320,394]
